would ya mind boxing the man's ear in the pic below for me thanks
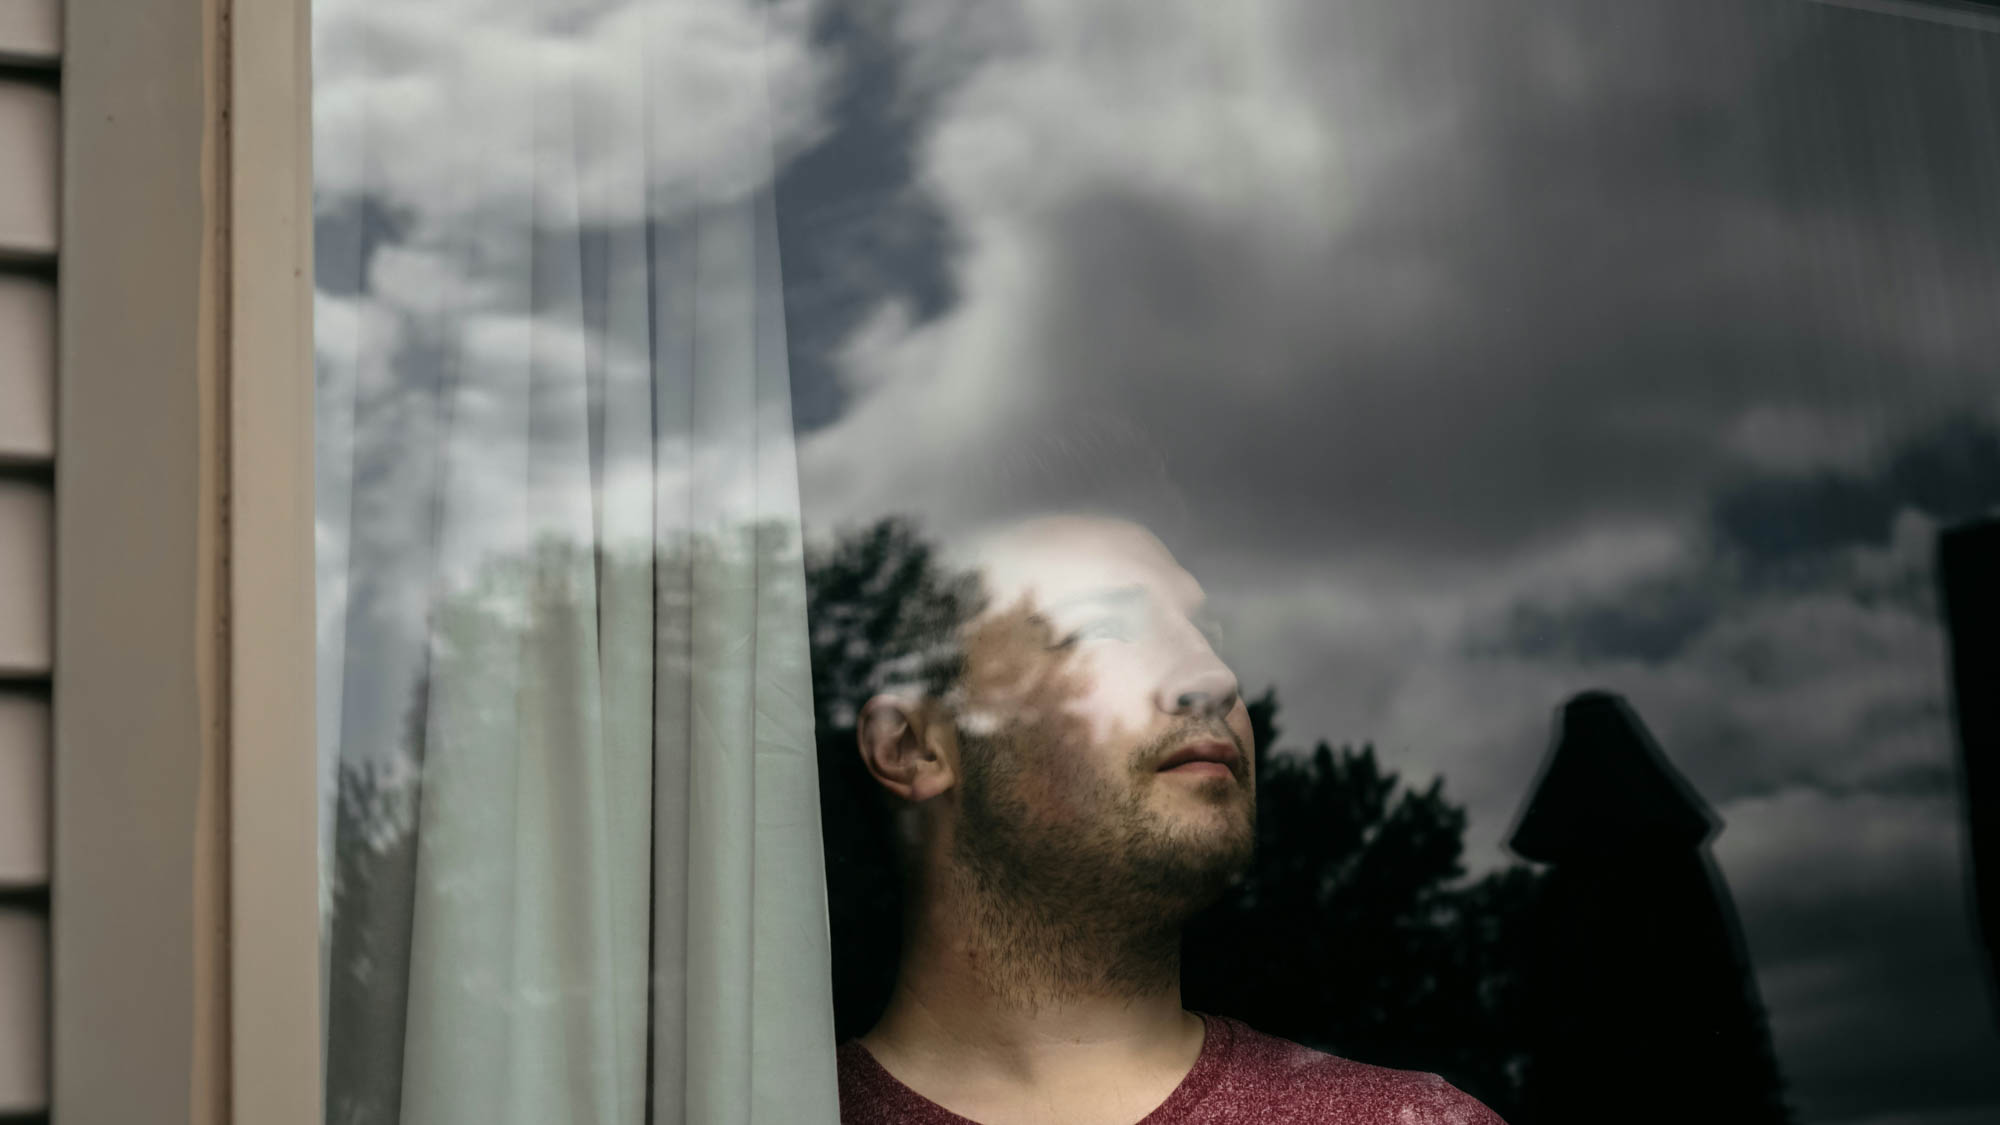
[858,693,957,804]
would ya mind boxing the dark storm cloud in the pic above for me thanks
[1715,419,2000,569]
[776,1,957,432]
[1717,786,2000,1122]
[794,0,1997,821]
[315,195,412,298]
[1484,415,2000,671]
[1490,574,1721,666]
[807,0,1997,564]
[1007,0,2000,568]
[784,3,2000,1121]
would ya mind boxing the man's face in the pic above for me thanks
[945,517,1256,914]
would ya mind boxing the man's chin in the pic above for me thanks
[1153,779,1254,834]
[1135,825,1254,910]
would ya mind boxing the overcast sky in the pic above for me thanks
[314,0,2000,1121]
[774,1,2000,1121]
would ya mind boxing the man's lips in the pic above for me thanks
[1156,739,1241,777]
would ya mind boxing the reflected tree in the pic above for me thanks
[808,518,979,1043]
[327,684,424,1125]
[1182,696,1541,1120]
[325,521,807,1125]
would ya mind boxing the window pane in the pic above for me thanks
[784,2,2000,1123]
[319,1,2000,1122]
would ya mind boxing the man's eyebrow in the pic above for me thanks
[1041,585,1149,616]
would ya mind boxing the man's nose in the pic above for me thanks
[1159,659,1240,719]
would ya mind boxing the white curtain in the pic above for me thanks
[314,2,838,1122]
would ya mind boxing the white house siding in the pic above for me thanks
[0,912,44,1115]
[0,277,55,463]
[0,694,48,887]
[0,82,57,256]
[0,4,56,1116]
[0,484,49,678]
[0,2,59,67]
[0,692,48,1114]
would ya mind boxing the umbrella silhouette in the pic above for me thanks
[1509,691,1791,1124]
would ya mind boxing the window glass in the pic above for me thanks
[318,1,2000,1122]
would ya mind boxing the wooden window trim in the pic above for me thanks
[55,1,317,1122]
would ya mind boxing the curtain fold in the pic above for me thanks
[318,3,837,1122]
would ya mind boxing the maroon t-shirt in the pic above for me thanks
[837,1012,1505,1124]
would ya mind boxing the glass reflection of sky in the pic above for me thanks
[316,2,2000,1120]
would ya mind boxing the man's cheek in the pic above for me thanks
[1013,722,1102,819]
[1060,677,1148,751]
[1231,708,1255,758]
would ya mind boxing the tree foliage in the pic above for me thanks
[1185,697,1539,1116]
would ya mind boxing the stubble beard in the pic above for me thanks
[944,722,1256,1014]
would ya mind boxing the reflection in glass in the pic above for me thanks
[317,0,2000,1121]
[784,1,2000,1122]
[316,1,837,1122]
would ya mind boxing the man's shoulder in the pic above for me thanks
[1207,1016,1506,1124]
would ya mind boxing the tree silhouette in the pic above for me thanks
[326,690,423,1125]
[806,518,1542,1119]
[808,518,973,1040]
[1181,701,1540,1120]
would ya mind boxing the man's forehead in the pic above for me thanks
[961,516,1202,609]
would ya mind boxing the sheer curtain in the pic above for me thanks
[313,2,838,1122]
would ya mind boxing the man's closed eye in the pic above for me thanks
[1055,620,1136,648]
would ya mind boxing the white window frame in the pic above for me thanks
[55,1,317,1122]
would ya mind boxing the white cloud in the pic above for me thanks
[789,15,1995,969]
[1147,497,1958,886]
[314,0,830,232]
[312,0,841,897]
[1715,788,1959,920]
[798,0,1997,570]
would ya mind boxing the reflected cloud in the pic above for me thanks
[315,0,829,231]
[315,0,2000,1120]
[783,3,2000,1120]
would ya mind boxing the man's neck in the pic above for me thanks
[860,860,1205,1095]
